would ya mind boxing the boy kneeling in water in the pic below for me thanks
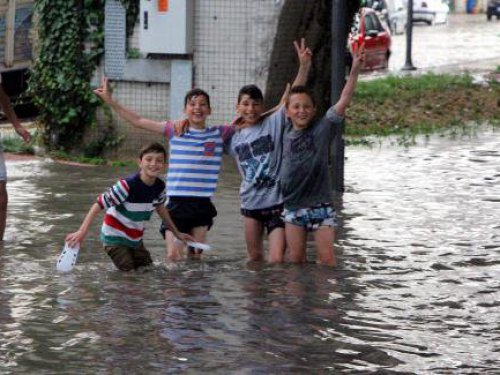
[66,143,193,271]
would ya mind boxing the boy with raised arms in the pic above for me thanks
[228,39,312,263]
[281,45,365,266]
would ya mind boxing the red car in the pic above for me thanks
[347,7,392,71]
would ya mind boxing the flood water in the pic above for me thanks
[389,14,500,73]
[1,126,499,374]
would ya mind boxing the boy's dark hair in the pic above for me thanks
[184,88,211,109]
[237,84,264,103]
[139,142,167,161]
[286,85,316,107]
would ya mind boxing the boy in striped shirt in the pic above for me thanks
[65,143,192,271]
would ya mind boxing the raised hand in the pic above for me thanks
[292,38,312,87]
[352,42,365,71]
[294,38,312,68]
[93,77,112,103]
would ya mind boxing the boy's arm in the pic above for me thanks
[334,44,365,117]
[260,38,312,120]
[0,85,31,143]
[65,203,102,247]
[258,39,312,121]
[156,204,194,243]
[291,38,313,88]
[93,77,165,134]
[259,83,290,119]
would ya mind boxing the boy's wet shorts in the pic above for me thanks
[0,149,6,181]
[283,203,336,232]
[240,204,284,234]
[160,196,217,237]
[104,242,153,271]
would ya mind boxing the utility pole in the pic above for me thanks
[402,0,417,71]
[330,0,348,194]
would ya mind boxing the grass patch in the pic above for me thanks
[48,150,107,165]
[354,73,474,104]
[346,72,499,140]
[110,159,137,168]
[1,137,35,154]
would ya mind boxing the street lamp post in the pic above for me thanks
[402,0,417,70]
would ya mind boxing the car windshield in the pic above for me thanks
[365,13,383,32]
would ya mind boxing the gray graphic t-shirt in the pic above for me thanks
[229,106,286,210]
[281,107,343,210]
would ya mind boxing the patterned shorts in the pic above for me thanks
[283,203,336,232]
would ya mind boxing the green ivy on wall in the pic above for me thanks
[28,0,103,151]
[28,0,139,153]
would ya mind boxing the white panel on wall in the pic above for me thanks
[140,0,194,54]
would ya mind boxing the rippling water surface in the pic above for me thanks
[1,127,499,374]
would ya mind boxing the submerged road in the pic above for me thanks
[375,13,500,76]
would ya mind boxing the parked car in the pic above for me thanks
[487,0,500,20]
[347,7,392,71]
[412,0,450,25]
[365,0,408,35]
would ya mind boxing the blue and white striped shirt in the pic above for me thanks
[164,123,234,197]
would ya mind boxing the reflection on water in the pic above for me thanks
[1,127,499,373]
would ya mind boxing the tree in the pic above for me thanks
[265,0,361,115]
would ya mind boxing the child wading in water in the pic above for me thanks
[281,45,365,266]
[93,83,233,261]
[228,39,312,263]
[65,143,192,271]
